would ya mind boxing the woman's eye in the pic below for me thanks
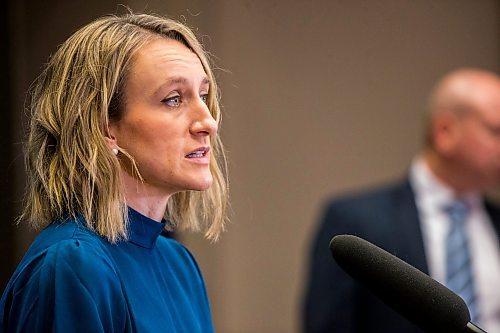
[162,95,181,107]
[200,94,208,104]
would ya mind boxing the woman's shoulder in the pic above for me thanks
[157,234,193,258]
[156,234,205,278]
[27,217,111,259]
[10,217,119,291]
[1,218,129,332]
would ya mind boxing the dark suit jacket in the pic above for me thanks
[303,178,500,333]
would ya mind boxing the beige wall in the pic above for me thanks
[11,1,499,332]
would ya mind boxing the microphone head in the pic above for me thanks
[330,234,471,332]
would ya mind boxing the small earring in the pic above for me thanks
[112,148,119,156]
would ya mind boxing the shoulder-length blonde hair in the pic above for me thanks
[21,12,228,242]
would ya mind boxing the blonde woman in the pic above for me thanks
[0,12,228,332]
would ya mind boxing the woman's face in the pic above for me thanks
[110,38,217,197]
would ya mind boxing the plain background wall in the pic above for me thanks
[3,1,499,332]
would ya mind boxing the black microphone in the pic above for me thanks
[329,234,486,333]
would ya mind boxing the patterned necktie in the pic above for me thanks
[445,200,479,323]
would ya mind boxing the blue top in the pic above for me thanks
[0,208,214,333]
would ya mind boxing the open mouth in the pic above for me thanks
[186,147,209,158]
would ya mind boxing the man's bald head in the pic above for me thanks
[424,68,500,192]
[428,68,500,119]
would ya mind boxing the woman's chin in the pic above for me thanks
[188,176,213,192]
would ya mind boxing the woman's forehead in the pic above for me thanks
[129,38,206,82]
[137,39,202,67]
[123,39,209,101]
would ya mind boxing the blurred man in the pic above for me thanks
[303,68,500,333]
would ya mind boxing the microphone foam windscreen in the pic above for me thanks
[330,234,470,332]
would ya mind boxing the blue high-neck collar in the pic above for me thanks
[127,207,166,249]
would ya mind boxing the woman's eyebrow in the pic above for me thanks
[163,76,210,87]
[153,76,211,96]
[165,76,189,86]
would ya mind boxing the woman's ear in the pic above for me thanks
[104,133,116,148]
[104,123,119,153]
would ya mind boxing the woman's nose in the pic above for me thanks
[190,98,218,137]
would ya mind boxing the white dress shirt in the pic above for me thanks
[410,157,500,332]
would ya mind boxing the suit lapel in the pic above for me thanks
[392,179,429,274]
[485,200,500,241]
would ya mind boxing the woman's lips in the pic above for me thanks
[185,147,210,163]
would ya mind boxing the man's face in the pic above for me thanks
[447,85,500,190]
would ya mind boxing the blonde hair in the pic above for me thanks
[21,12,228,242]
